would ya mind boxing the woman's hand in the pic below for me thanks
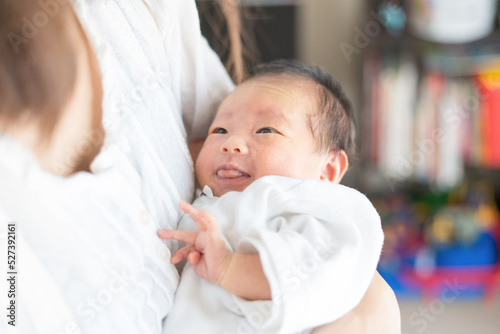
[158,200,233,285]
[312,271,401,334]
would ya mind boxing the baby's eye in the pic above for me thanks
[257,127,278,134]
[213,128,227,134]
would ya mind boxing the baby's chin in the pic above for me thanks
[205,182,251,197]
[213,185,247,197]
[197,174,254,197]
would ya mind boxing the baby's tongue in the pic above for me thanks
[217,169,244,178]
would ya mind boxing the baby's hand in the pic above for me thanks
[157,201,233,285]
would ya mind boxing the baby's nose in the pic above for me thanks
[221,136,248,154]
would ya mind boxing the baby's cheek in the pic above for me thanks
[194,157,209,185]
[258,153,291,177]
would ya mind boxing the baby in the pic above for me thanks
[160,60,384,333]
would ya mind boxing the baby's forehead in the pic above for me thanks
[234,75,321,110]
[213,75,320,126]
[247,75,320,113]
[244,73,317,90]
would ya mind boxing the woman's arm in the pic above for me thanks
[312,271,401,334]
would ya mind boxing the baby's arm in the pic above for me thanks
[158,200,271,300]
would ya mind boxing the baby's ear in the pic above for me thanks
[320,150,348,183]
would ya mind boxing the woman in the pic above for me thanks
[0,0,399,332]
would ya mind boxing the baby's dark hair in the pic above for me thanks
[248,59,356,162]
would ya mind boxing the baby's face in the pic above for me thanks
[195,76,332,197]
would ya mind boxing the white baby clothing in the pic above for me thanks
[164,176,384,334]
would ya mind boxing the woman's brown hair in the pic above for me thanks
[0,0,84,143]
[208,0,259,84]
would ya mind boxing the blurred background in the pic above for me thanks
[197,0,500,333]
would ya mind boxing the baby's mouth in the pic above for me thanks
[217,169,247,178]
[216,165,250,179]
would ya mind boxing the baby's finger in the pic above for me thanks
[179,201,216,231]
[179,200,196,215]
[171,245,194,264]
[180,200,207,224]
[157,229,197,244]
[187,251,201,265]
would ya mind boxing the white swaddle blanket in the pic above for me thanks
[164,176,384,334]
[0,0,233,333]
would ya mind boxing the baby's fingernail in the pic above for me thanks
[179,200,188,210]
